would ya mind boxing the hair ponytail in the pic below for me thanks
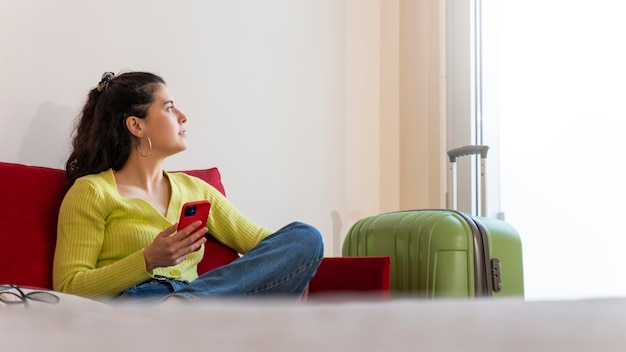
[66,71,165,185]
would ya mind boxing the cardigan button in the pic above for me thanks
[169,269,181,277]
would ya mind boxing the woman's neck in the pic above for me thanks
[114,159,171,216]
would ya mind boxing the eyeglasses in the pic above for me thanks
[0,284,60,307]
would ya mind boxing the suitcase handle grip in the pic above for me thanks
[448,145,489,163]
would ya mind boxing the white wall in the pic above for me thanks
[0,0,344,255]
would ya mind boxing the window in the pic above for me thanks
[460,0,626,300]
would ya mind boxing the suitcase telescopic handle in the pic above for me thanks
[448,145,489,216]
[447,145,489,163]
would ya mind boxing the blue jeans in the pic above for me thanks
[115,222,324,301]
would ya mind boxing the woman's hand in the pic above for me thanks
[143,221,208,272]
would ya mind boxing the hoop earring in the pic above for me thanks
[137,135,152,158]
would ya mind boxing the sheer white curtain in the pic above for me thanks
[498,0,626,300]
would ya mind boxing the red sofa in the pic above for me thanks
[0,161,390,299]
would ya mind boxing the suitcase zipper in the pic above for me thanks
[466,213,503,294]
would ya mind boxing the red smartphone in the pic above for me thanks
[177,200,211,250]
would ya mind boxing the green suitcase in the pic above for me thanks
[342,146,524,299]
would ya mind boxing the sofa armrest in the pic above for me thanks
[307,256,390,299]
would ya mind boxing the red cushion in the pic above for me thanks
[173,168,226,197]
[0,162,238,289]
[0,162,67,289]
[308,256,391,298]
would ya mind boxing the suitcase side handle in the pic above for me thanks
[447,145,489,163]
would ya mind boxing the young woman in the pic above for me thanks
[53,71,324,301]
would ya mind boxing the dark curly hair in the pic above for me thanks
[66,71,165,185]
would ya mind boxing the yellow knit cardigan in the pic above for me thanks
[53,169,271,299]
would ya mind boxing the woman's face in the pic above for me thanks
[142,83,189,157]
